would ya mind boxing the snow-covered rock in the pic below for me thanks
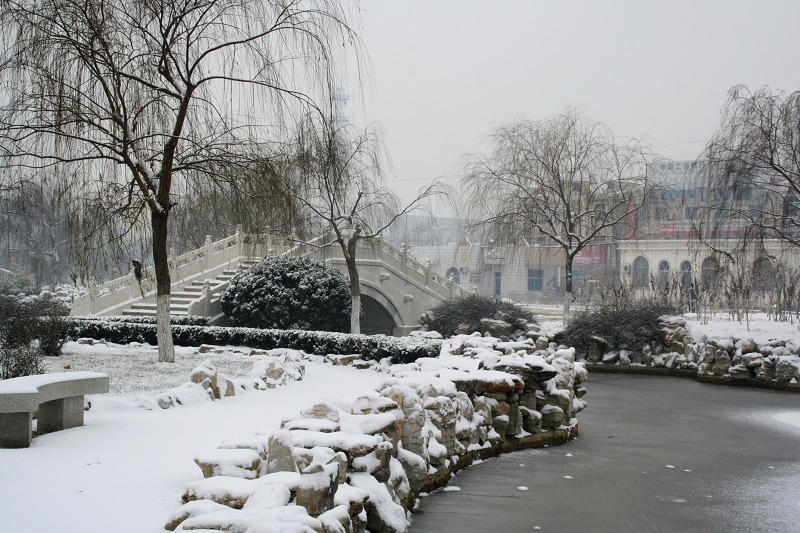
[172,331,586,532]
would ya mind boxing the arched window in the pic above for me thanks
[701,257,720,291]
[752,257,775,292]
[680,260,692,292]
[657,260,670,292]
[445,267,460,285]
[632,256,649,289]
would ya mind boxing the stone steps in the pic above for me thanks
[121,261,259,318]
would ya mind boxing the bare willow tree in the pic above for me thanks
[700,85,800,245]
[463,109,651,322]
[0,0,364,362]
[0,175,71,287]
[283,112,446,334]
[169,157,304,252]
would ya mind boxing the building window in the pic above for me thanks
[494,272,502,297]
[752,257,775,292]
[657,260,670,293]
[445,267,460,285]
[680,260,692,292]
[701,257,720,291]
[632,256,649,289]
[527,269,543,291]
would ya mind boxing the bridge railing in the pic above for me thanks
[70,228,299,316]
[356,237,471,299]
[71,230,470,317]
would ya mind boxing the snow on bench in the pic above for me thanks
[0,371,109,448]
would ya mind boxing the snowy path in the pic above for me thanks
[0,361,387,533]
[411,374,800,532]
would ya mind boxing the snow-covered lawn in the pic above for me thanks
[1,311,798,533]
[683,311,800,345]
[0,342,388,533]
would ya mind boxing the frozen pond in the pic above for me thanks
[411,374,800,532]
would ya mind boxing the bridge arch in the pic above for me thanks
[359,281,404,336]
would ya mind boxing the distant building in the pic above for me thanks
[380,160,800,308]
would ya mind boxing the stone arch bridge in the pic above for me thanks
[71,231,471,336]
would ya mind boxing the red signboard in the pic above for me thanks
[574,244,609,265]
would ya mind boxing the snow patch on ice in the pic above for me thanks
[773,412,800,429]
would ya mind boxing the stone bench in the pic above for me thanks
[0,371,110,448]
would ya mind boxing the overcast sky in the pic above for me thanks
[346,0,800,203]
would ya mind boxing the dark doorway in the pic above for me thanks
[360,294,397,335]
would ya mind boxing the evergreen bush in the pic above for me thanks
[0,269,37,295]
[0,292,70,378]
[0,344,43,380]
[559,301,675,354]
[220,256,351,332]
[419,293,536,337]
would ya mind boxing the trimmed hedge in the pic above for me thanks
[70,319,440,364]
[72,315,209,326]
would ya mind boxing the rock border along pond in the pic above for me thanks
[166,331,586,533]
[582,316,800,393]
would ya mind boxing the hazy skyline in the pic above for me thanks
[348,1,800,203]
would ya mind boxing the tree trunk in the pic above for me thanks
[346,255,361,335]
[345,236,361,334]
[152,210,175,363]
[563,254,574,324]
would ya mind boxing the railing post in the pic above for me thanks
[169,247,176,281]
[236,224,243,257]
[401,243,407,274]
[88,277,97,314]
[203,280,212,317]
[204,235,213,271]
[127,271,137,301]
[448,275,455,298]
[426,259,431,287]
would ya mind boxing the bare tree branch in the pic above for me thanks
[462,108,651,322]
[0,0,365,361]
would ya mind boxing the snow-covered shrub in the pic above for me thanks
[0,292,70,359]
[220,256,351,332]
[559,301,673,355]
[0,292,69,378]
[419,293,536,337]
[70,319,441,363]
[0,343,43,379]
[0,268,37,295]
[33,293,72,357]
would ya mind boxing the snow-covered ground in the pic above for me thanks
[1,312,798,533]
[0,343,388,533]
